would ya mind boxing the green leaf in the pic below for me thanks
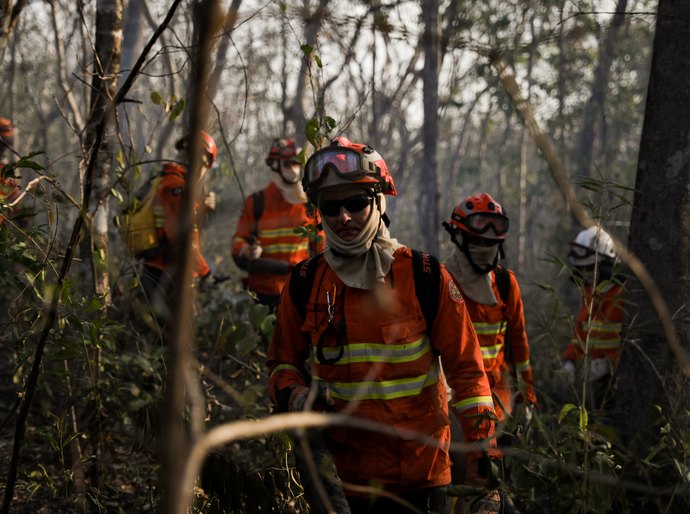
[558,403,578,424]
[236,334,258,356]
[169,98,186,121]
[111,188,123,203]
[300,44,313,56]
[260,314,276,340]
[579,406,589,430]
[306,118,320,147]
[314,54,323,68]
[324,116,337,132]
[150,91,163,105]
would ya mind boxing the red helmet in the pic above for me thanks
[0,118,13,138]
[446,193,509,239]
[175,130,217,166]
[266,138,299,167]
[303,137,397,201]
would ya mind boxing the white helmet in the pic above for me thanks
[568,226,617,267]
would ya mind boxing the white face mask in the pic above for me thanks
[468,243,499,269]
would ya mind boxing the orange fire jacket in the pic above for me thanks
[0,177,19,224]
[143,163,210,279]
[268,247,498,497]
[455,269,537,420]
[562,282,624,364]
[232,181,324,297]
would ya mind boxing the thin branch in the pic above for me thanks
[1,2,184,512]
[488,51,690,377]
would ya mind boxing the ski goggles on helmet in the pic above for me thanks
[455,212,509,236]
[304,147,382,192]
[568,243,595,260]
[318,192,373,217]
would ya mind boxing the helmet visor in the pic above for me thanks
[304,147,379,190]
[464,213,509,236]
[568,243,594,259]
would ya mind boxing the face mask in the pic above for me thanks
[468,243,499,268]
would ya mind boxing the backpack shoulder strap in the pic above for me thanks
[252,190,264,222]
[251,190,264,239]
[290,253,323,321]
[411,249,440,334]
[495,264,517,370]
[494,264,511,305]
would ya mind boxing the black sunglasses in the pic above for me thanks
[319,193,373,217]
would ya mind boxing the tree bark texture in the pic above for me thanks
[85,0,123,303]
[575,0,628,182]
[616,0,690,447]
[419,0,440,256]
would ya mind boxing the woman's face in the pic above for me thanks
[319,189,373,242]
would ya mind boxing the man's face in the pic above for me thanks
[319,188,373,242]
[279,159,301,183]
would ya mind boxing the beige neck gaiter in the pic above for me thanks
[323,201,402,290]
[272,173,307,204]
[444,247,498,305]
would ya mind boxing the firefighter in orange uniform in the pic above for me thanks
[442,193,537,423]
[561,226,623,412]
[0,117,20,225]
[139,131,216,320]
[268,137,501,513]
[232,138,324,309]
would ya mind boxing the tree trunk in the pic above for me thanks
[615,0,690,448]
[575,0,628,181]
[85,0,123,305]
[419,0,439,256]
[0,0,27,63]
[159,2,220,513]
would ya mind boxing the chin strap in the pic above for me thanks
[443,222,502,275]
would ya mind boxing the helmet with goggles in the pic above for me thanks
[0,118,14,139]
[568,226,616,267]
[445,193,509,240]
[303,137,397,202]
[266,138,300,168]
[175,131,217,166]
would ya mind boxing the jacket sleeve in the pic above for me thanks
[433,265,499,462]
[506,271,537,405]
[266,273,311,411]
[562,300,587,363]
[231,194,257,266]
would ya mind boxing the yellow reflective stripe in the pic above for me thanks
[151,204,165,227]
[515,359,530,372]
[263,242,309,254]
[314,362,440,401]
[269,363,302,380]
[453,395,494,413]
[314,336,431,365]
[473,321,506,336]
[480,343,504,360]
[590,321,622,333]
[259,227,302,238]
[590,338,621,349]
